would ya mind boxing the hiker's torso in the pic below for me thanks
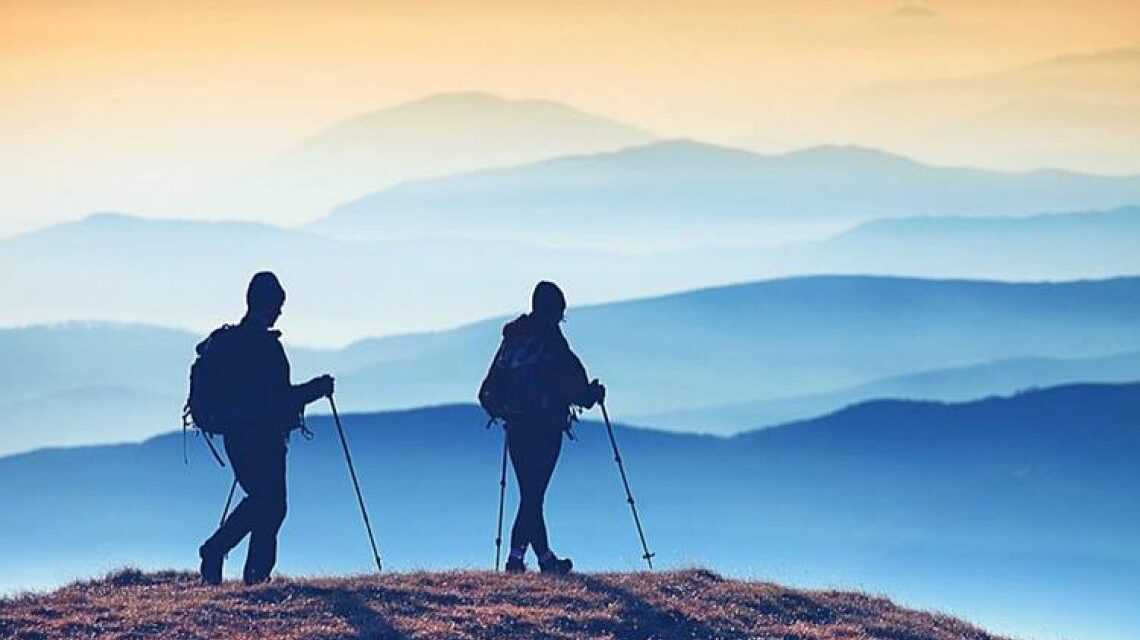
[210,321,299,438]
[499,314,589,425]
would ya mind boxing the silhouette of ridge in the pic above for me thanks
[0,569,1009,640]
[315,137,1140,242]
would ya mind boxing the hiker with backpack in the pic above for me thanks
[192,272,335,585]
[479,281,606,574]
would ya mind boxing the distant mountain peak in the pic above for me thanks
[246,91,657,222]
[783,144,922,166]
[80,211,139,225]
[593,138,758,160]
[616,140,922,163]
[393,91,578,112]
[68,212,272,232]
[641,138,745,153]
[402,90,505,104]
[483,139,929,173]
[374,91,552,117]
[6,211,326,247]
[308,92,655,142]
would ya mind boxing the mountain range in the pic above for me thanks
[4,206,1139,345]
[652,205,1140,283]
[195,92,656,224]
[313,139,1140,247]
[2,382,1136,640]
[633,351,1140,432]
[778,205,1140,280]
[3,275,1139,454]
[328,275,1140,417]
[0,212,624,341]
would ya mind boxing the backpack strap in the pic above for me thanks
[182,398,226,467]
[201,433,226,467]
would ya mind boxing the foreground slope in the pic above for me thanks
[0,569,1004,640]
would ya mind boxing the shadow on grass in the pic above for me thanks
[320,587,409,640]
[238,583,409,640]
[571,574,726,640]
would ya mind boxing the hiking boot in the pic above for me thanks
[504,557,527,574]
[538,553,573,575]
[243,568,272,586]
[199,545,223,586]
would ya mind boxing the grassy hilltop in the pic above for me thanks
[0,568,1005,640]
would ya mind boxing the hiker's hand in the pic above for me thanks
[311,374,335,398]
[589,379,606,405]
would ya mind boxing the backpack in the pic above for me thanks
[182,325,239,465]
[479,333,556,421]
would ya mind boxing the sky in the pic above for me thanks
[2,0,1139,235]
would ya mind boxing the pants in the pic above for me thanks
[507,420,563,557]
[202,432,288,583]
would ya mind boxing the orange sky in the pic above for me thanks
[2,1,1139,232]
[5,1,1138,141]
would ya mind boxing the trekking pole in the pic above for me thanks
[328,395,383,573]
[493,423,509,571]
[599,401,655,570]
[219,477,238,526]
[219,477,238,560]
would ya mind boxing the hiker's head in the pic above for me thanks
[531,281,566,325]
[245,271,286,328]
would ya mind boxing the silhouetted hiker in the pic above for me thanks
[196,272,334,585]
[479,281,605,574]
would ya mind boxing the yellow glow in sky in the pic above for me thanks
[2,1,1139,232]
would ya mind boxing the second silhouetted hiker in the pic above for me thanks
[194,272,334,585]
[479,281,605,574]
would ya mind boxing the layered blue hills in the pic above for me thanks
[635,351,1140,432]
[1,382,1136,640]
[4,275,1140,453]
[314,140,1140,244]
[5,206,1140,344]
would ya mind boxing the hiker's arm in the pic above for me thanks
[274,342,333,407]
[561,349,604,409]
[291,375,334,406]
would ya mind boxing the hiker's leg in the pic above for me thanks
[507,423,540,554]
[243,441,287,583]
[201,437,259,555]
[203,495,254,553]
[528,427,563,557]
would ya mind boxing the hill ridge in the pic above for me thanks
[0,568,1007,640]
[314,135,1140,245]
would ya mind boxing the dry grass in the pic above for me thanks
[0,568,1007,640]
